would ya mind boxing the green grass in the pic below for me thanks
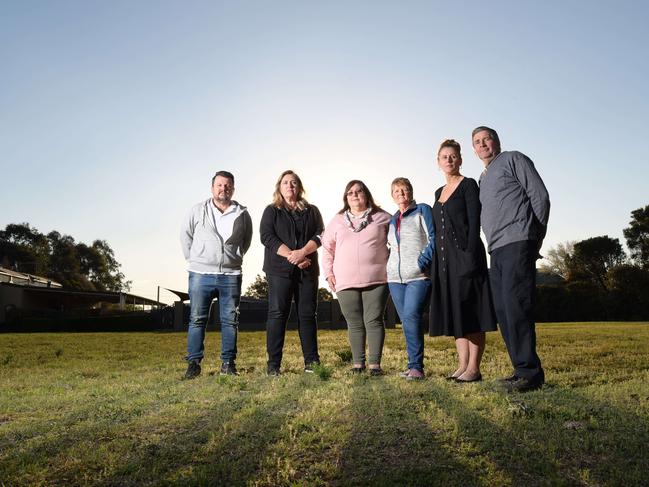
[1,323,648,486]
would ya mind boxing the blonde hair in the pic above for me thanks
[272,170,308,210]
[391,177,413,197]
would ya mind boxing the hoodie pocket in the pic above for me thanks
[189,227,222,265]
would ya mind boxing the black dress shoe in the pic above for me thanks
[455,373,482,383]
[505,375,544,393]
[497,373,518,384]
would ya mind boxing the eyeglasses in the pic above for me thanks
[346,189,365,197]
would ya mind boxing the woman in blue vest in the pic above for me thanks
[387,177,435,380]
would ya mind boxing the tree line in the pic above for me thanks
[3,204,648,321]
[0,223,130,292]
[537,204,649,321]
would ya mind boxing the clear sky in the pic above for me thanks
[2,1,648,303]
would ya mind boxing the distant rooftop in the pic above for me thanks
[0,267,62,288]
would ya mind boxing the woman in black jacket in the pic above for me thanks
[260,170,324,376]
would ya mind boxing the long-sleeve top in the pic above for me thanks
[479,150,550,252]
[321,210,390,292]
[259,204,324,278]
[386,201,435,283]
[180,199,252,274]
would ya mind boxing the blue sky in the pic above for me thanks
[2,1,648,302]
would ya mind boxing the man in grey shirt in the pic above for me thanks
[473,126,550,392]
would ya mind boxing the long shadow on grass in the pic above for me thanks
[99,374,328,486]
[427,381,649,486]
[334,377,485,486]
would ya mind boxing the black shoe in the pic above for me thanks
[350,366,366,375]
[369,367,384,377]
[267,365,281,376]
[455,372,482,383]
[184,360,201,380]
[304,361,320,373]
[506,375,544,393]
[220,362,238,376]
[497,373,518,384]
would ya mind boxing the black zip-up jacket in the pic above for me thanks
[260,204,324,277]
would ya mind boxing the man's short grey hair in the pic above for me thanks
[212,170,235,185]
[471,126,501,150]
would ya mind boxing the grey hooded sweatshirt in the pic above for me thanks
[180,199,253,274]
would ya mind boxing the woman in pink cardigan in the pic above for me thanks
[322,180,391,375]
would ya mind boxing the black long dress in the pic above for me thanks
[429,177,497,338]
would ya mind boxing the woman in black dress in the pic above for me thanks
[429,139,497,382]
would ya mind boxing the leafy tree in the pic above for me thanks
[244,274,268,299]
[568,235,626,290]
[0,223,50,274]
[623,204,649,269]
[47,231,93,290]
[539,241,575,280]
[0,223,130,291]
[318,287,333,301]
[84,240,130,291]
[606,264,649,319]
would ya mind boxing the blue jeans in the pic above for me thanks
[187,272,241,363]
[389,279,431,372]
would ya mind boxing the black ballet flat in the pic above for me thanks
[454,373,482,383]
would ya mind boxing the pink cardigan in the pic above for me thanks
[321,210,391,292]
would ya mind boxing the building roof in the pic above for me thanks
[0,267,62,288]
[0,281,161,307]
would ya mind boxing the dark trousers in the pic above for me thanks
[490,240,543,380]
[266,272,319,368]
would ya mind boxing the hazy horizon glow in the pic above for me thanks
[2,1,648,303]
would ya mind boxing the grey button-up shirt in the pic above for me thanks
[479,150,550,252]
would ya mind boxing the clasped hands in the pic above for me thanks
[287,248,311,269]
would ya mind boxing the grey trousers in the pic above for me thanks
[337,284,389,365]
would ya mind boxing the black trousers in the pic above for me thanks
[266,272,319,368]
[489,240,544,380]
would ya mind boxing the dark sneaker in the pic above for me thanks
[369,367,384,377]
[220,362,238,376]
[304,361,320,373]
[184,360,201,380]
[506,375,544,393]
[267,365,281,376]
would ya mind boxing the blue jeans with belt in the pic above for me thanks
[389,279,431,372]
[187,272,241,363]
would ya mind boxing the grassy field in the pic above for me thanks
[1,323,648,486]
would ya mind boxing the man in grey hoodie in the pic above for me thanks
[180,171,253,379]
[473,127,550,392]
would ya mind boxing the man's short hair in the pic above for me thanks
[471,126,501,150]
[212,171,235,185]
